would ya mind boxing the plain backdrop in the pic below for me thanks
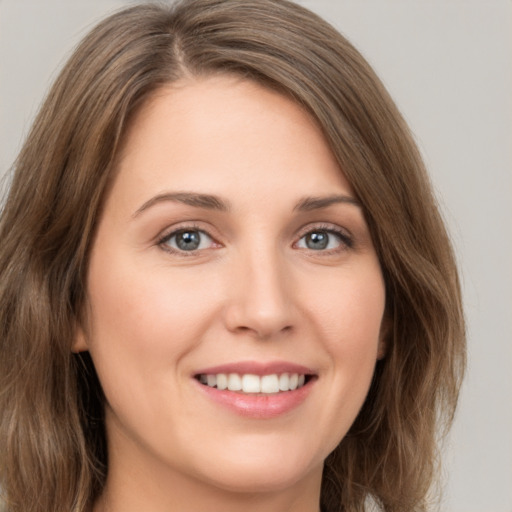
[1,1,511,511]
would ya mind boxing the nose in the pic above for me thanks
[223,246,295,340]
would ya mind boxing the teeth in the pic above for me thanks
[289,373,298,390]
[216,373,228,390]
[278,373,290,391]
[261,374,279,393]
[199,372,308,393]
[227,373,242,391]
[242,374,260,393]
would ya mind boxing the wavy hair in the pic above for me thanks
[0,1,465,511]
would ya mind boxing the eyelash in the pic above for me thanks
[156,223,354,256]
[295,223,354,254]
[157,223,215,257]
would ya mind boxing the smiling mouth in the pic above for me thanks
[195,372,314,394]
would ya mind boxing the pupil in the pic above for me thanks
[306,231,328,250]
[176,231,200,250]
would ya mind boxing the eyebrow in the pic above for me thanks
[294,194,361,211]
[133,191,360,218]
[132,192,230,217]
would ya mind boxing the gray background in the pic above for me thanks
[1,1,511,511]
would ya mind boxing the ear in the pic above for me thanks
[377,314,391,360]
[72,324,89,353]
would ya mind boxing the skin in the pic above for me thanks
[74,75,387,512]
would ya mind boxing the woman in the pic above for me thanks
[0,1,465,511]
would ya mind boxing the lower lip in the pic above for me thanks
[195,379,315,419]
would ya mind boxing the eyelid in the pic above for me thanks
[156,223,221,255]
[154,221,354,257]
[294,223,354,251]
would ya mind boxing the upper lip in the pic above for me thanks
[194,360,316,377]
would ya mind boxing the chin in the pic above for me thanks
[188,443,324,494]
[204,468,314,495]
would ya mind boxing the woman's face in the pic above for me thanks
[76,76,386,498]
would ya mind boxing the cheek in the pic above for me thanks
[83,252,223,396]
[83,258,229,453]
[304,263,385,435]
[310,263,386,353]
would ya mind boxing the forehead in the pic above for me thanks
[109,75,353,213]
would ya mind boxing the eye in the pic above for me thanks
[296,229,351,251]
[160,228,215,253]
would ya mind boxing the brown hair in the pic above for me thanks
[0,1,465,511]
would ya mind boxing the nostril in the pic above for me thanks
[231,323,293,339]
